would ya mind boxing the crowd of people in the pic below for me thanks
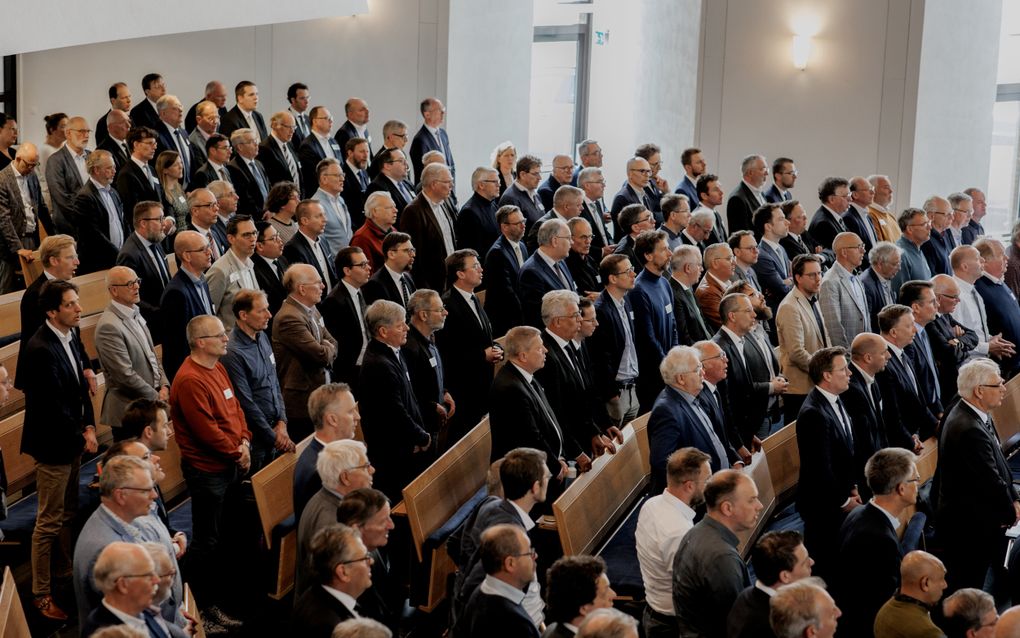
[3,71,1020,638]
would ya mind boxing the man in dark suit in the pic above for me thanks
[928,274,981,401]
[630,231,679,410]
[95,81,132,146]
[435,249,499,446]
[402,163,457,291]
[71,150,126,273]
[292,525,369,638]
[921,195,954,276]
[282,199,338,292]
[251,220,290,320]
[763,157,797,204]
[576,166,614,255]
[636,143,669,218]
[191,133,233,190]
[833,447,917,638]
[484,205,529,336]
[858,241,901,330]
[808,177,851,251]
[341,137,371,217]
[292,384,360,521]
[219,81,268,142]
[612,204,657,276]
[936,359,1020,593]
[456,167,501,257]
[565,217,602,297]
[257,111,303,191]
[674,147,706,206]
[409,97,455,186]
[22,280,98,619]
[610,157,655,236]
[728,530,813,638]
[97,109,132,172]
[365,148,416,214]
[692,174,727,245]
[115,126,165,222]
[184,80,228,133]
[899,280,945,422]
[498,155,546,224]
[361,232,416,307]
[669,245,712,345]
[152,94,197,187]
[974,237,1020,375]
[752,203,794,317]
[333,97,372,156]
[875,304,934,451]
[369,119,409,180]
[357,299,432,502]
[227,128,271,216]
[795,347,862,577]
[525,185,586,255]
[536,155,573,211]
[519,218,575,328]
[128,73,165,132]
[188,100,221,168]
[160,230,215,380]
[844,333,893,482]
[780,200,829,266]
[726,154,768,235]
[404,289,455,451]
[185,187,229,260]
[589,255,641,430]
[116,201,172,343]
[844,176,881,268]
[298,106,345,196]
[286,82,311,147]
[320,246,371,386]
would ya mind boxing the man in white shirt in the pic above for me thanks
[635,447,711,638]
[950,244,1015,361]
[189,101,220,166]
[155,95,193,185]
[313,158,354,258]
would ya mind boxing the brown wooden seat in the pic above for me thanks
[736,450,778,558]
[898,436,938,534]
[761,421,799,503]
[401,417,492,611]
[18,251,42,287]
[991,374,1020,444]
[0,342,24,418]
[183,582,207,638]
[75,270,111,317]
[0,566,30,638]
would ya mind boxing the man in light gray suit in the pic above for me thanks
[312,157,353,258]
[0,143,54,292]
[189,100,221,168]
[45,115,91,236]
[206,214,260,330]
[818,231,871,348]
[95,266,169,440]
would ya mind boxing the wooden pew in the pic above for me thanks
[401,417,491,611]
[736,450,778,558]
[18,251,42,287]
[0,566,30,638]
[0,290,23,338]
[183,583,207,638]
[761,421,799,503]
[79,312,102,364]
[991,373,1020,444]
[75,270,111,317]
[158,429,187,502]
[552,419,649,556]
[898,437,938,533]
[0,342,24,417]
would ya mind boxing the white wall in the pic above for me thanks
[17,0,449,160]
[910,0,1002,203]
[698,0,927,218]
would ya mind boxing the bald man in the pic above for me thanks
[997,607,1020,638]
[873,551,947,638]
[927,274,980,400]
[46,115,91,235]
[818,232,870,348]
[334,97,372,156]
[844,333,893,484]
[160,230,216,381]
[922,196,955,276]
[538,154,574,211]
[610,157,656,239]
[0,142,53,292]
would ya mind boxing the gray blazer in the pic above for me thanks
[44,144,90,226]
[295,487,344,597]
[95,302,167,429]
[205,249,259,330]
[0,163,50,259]
[818,262,871,348]
[189,128,210,166]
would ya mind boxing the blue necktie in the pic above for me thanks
[174,129,191,177]
[143,610,169,638]
[250,161,268,200]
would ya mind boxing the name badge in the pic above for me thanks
[223,388,234,400]
[665,304,673,314]
[318,317,325,328]
[269,353,276,365]
[595,275,602,284]
[429,356,437,368]
[229,271,241,283]
[629,311,635,320]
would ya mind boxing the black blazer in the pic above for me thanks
[97,136,129,172]
[795,388,858,532]
[727,586,774,638]
[20,324,95,464]
[160,269,214,381]
[298,134,343,197]
[72,180,127,274]
[859,267,894,331]
[534,330,596,459]
[564,250,601,297]
[903,338,944,428]
[320,283,367,386]
[401,194,456,291]
[763,183,792,204]
[116,233,170,342]
[252,254,290,334]
[843,207,878,267]
[154,124,200,186]
[17,273,94,390]
[498,183,545,224]
[670,276,712,345]
[456,192,499,257]
[403,325,447,436]
[833,503,903,638]
[579,201,609,252]
[712,329,773,447]
[282,232,338,290]
[366,173,415,215]
[519,252,576,328]
[190,161,231,190]
[726,181,761,235]
[114,160,163,223]
[129,100,160,131]
[409,125,455,186]
[219,105,268,141]
[434,287,493,434]
[808,206,847,251]
[841,369,887,495]
[340,160,369,225]
[455,589,541,638]
[536,175,562,211]
[333,120,369,157]
[291,585,356,638]
[489,362,564,478]
[227,156,270,216]
[257,136,301,192]
[926,314,978,401]
[361,265,415,307]
[875,347,935,448]
[589,289,634,402]
[483,236,528,337]
[609,183,649,240]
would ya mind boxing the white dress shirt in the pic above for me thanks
[635,489,696,614]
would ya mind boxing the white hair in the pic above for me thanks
[316,440,369,491]
[957,358,1000,399]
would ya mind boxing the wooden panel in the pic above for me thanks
[271,530,298,600]
[553,421,648,557]
[402,418,491,562]
[0,290,24,339]
[737,450,777,558]
[761,421,799,502]
[75,270,111,317]
[79,313,102,363]
[167,254,178,277]
[0,567,31,638]
[0,342,24,418]
[0,411,33,494]
[630,412,650,475]
[991,374,1020,444]
[251,450,298,550]
[184,583,206,638]
[898,436,938,532]
[158,429,187,501]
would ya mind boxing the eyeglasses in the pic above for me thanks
[504,220,526,227]
[185,244,212,253]
[613,267,636,276]
[340,554,375,566]
[481,179,500,185]
[349,462,373,472]
[556,312,582,320]
[350,261,371,269]
[396,247,417,254]
[238,231,259,239]
[555,234,572,241]
[780,170,799,176]
[573,234,594,241]
[979,382,1006,389]
[257,235,282,243]
[630,169,653,175]
[118,572,157,581]
[118,484,156,493]
[427,306,447,314]
[196,332,228,340]
[701,353,728,362]
[193,202,218,209]
[512,548,538,559]
[110,279,141,288]
[937,293,960,300]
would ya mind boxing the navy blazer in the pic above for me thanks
[154,124,199,186]
[72,180,127,274]
[297,134,343,197]
[293,437,324,521]
[648,385,734,493]
[795,388,858,532]
[498,183,545,224]
[160,270,214,380]
[753,239,791,314]
[536,175,562,212]
[675,175,699,208]
[859,267,895,330]
[333,120,370,157]
[842,206,878,267]
[534,330,596,459]
[227,155,270,216]
[292,584,356,638]
[252,253,289,319]
[630,270,679,407]
[456,192,499,257]
[319,282,366,386]
[833,503,903,638]
[258,136,302,192]
[489,362,565,478]
[361,265,415,307]
[519,251,575,328]
[609,183,650,240]
[97,136,129,173]
[116,233,169,342]
[926,313,978,401]
[219,105,268,142]
[282,232,338,290]
[975,275,1020,373]
[763,183,792,204]
[904,336,944,418]
[589,290,635,402]
[580,201,610,252]
[409,125,455,185]
[875,346,936,447]
[365,173,415,215]
[484,235,528,338]
[808,206,848,251]
[921,230,953,276]
[340,159,369,225]
[726,181,761,235]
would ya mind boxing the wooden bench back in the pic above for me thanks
[0,566,30,638]
[0,291,23,338]
[0,342,23,417]
[761,421,799,503]
[898,436,938,532]
[75,270,111,317]
[736,450,778,558]
[553,421,649,556]
[19,251,42,286]
[402,417,491,562]
[251,449,299,549]
[991,374,1020,444]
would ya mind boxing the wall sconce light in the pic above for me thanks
[792,35,812,70]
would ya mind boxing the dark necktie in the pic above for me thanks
[149,243,170,286]
[174,129,191,177]
[529,378,563,452]
[357,289,368,316]
[470,293,490,333]
[870,381,883,416]
[250,161,269,199]
[143,610,170,638]
[564,343,582,379]
[274,260,284,281]
[398,181,414,205]
[683,287,711,338]
[399,276,411,307]
[809,296,828,346]
[359,170,369,190]
[353,603,366,618]
[835,398,855,453]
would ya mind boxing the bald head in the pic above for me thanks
[15,142,39,164]
[833,232,861,252]
[900,550,947,605]
[997,606,1020,638]
[173,230,205,257]
[851,332,886,358]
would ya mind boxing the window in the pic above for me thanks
[987,1,1020,236]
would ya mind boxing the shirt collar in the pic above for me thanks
[867,499,902,531]
[755,580,777,597]
[320,585,360,616]
[480,574,527,605]
[721,325,744,345]
[815,385,842,406]
[102,600,147,629]
[850,361,875,385]
[511,362,534,384]
[509,499,536,531]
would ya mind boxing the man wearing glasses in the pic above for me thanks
[160,230,216,380]
[116,200,172,342]
[808,176,852,252]
[115,126,164,222]
[764,157,797,204]
[725,154,769,235]
[227,128,271,216]
[154,95,196,188]
[298,106,344,194]
[206,214,259,329]
[498,154,546,224]
[455,166,501,257]
[921,195,955,276]
[46,115,92,235]
[293,524,376,636]
[610,156,655,238]
[0,142,55,291]
[366,147,416,212]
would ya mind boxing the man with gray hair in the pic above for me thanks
[973,237,1020,374]
[670,245,713,345]
[928,274,982,401]
[845,176,880,265]
[358,299,431,501]
[293,524,374,636]
[951,244,1017,366]
[370,119,408,179]
[312,157,354,256]
[947,191,974,248]
[520,217,576,327]
[98,108,133,171]
[937,358,1019,592]
[526,183,585,254]
[572,139,603,185]
[859,240,902,329]
[565,216,602,297]
[402,162,457,290]
[351,191,398,271]
[769,579,841,638]
[577,165,613,252]
[46,116,91,235]
[185,80,227,133]
[942,588,998,638]
[333,618,393,638]
[922,195,955,275]
[188,100,221,166]
[73,148,127,273]
[456,166,501,256]
[576,607,639,638]
[258,110,302,190]
[963,187,987,242]
[154,95,195,185]
[293,382,360,520]
[296,440,374,596]
[405,289,455,448]
[727,154,768,234]
[227,127,271,216]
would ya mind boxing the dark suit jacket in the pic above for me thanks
[403,325,447,436]
[589,290,635,402]
[543,622,576,638]
[859,267,895,331]
[292,585,356,638]
[609,183,649,240]
[190,161,230,190]
[129,100,160,131]
[114,160,163,225]
[15,273,91,389]
[727,586,775,638]
[71,180,127,274]
[841,369,888,487]
[833,503,903,638]
[320,282,367,385]
[283,232,338,289]
[921,230,953,276]
[565,250,601,297]
[753,240,791,314]
[489,362,564,478]
[780,231,828,267]
[763,183,792,204]
[227,155,270,216]
[298,134,343,197]
[116,233,169,342]
[875,346,936,447]
[630,270,679,407]
[498,183,545,224]
[154,124,200,186]
[410,125,455,185]
[333,120,369,157]
[975,275,1020,374]
[903,337,944,427]
[726,181,761,235]
[366,173,414,215]
[843,206,878,268]
[160,269,213,380]
[435,287,493,435]
[712,329,772,447]
[534,330,597,459]
[536,175,563,211]
[340,159,369,224]
[926,313,978,401]
[795,388,858,535]
[361,266,415,307]
[402,194,456,291]
[98,136,130,173]
[82,604,186,638]
[808,206,847,251]
[670,277,713,345]
[258,136,302,191]
[357,339,431,500]
[519,252,575,327]
[648,385,736,493]
[580,201,610,252]
[219,105,268,141]
[252,253,289,319]
[483,235,528,337]
[184,101,228,134]
[455,588,541,638]
[186,222,228,259]
[456,192,500,257]
[20,324,95,464]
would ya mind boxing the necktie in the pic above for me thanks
[359,170,369,191]
[299,114,310,136]
[690,399,730,468]
[470,293,488,331]
[554,261,571,290]
[357,289,368,316]
[869,381,883,415]
[588,203,608,244]
[174,129,191,176]
[250,161,269,200]
[898,351,919,394]
[776,244,790,278]
[682,288,711,338]
[972,288,989,339]
[563,343,580,376]
[807,296,828,346]
[353,603,366,618]
[917,331,940,403]
[282,141,300,186]
[121,141,129,158]
[398,181,414,206]
[570,343,587,385]
[149,244,170,286]
[198,277,214,314]
[512,242,524,268]
[529,378,563,453]
[399,275,411,307]
[273,259,284,281]
[835,398,855,453]
[143,610,170,638]
[218,166,231,183]
[207,231,221,260]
